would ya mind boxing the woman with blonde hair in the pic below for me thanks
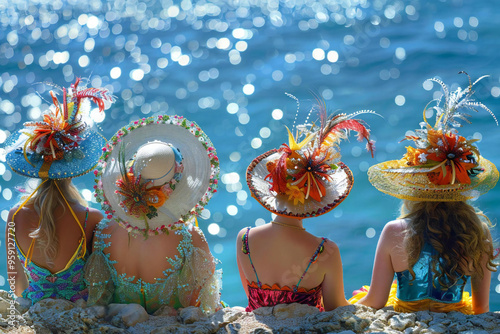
[5,78,113,303]
[353,74,498,314]
[239,99,376,311]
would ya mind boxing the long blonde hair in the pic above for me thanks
[400,200,497,288]
[24,179,87,267]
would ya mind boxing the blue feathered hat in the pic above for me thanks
[4,78,114,179]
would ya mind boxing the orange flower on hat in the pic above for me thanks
[145,188,166,208]
[403,128,479,186]
[115,172,156,219]
[288,149,332,202]
[424,129,477,185]
[285,183,305,205]
[403,146,427,166]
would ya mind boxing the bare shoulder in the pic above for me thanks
[237,227,249,240]
[378,219,407,250]
[382,219,407,235]
[322,239,340,254]
[7,204,35,225]
[101,220,120,234]
[87,207,104,222]
[189,225,210,252]
[320,239,341,264]
[85,207,103,231]
[7,206,19,222]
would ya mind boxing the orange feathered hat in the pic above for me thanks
[247,98,376,218]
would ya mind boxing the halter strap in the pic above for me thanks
[11,180,48,268]
[294,237,326,292]
[12,180,87,268]
[54,181,87,260]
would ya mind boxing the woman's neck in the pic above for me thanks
[272,216,304,229]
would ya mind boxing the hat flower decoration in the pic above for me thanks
[5,78,114,179]
[368,72,499,201]
[114,143,184,224]
[248,95,377,218]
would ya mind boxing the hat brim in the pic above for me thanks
[247,149,353,218]
[5,129,106,179]
[368,157,499,201]
[95,115,219,234]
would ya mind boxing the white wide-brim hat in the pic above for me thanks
[95,115,219,236]
[247,149,354,218]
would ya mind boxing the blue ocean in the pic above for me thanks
[1,0,499,311]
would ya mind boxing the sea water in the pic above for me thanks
[1,0,499,310]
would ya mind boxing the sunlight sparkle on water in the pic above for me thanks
[208,223,220,235]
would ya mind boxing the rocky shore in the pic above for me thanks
[1,290,499,333]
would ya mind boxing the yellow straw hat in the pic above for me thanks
[368,73,499,201]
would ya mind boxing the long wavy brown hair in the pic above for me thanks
[400,200,497,289]
[24,179,87,268]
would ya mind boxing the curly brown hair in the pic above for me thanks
[399,200,497,289]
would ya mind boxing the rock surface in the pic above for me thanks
[0,291,499,333]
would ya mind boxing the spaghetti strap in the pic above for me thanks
[241,227,262,288]
[294,238,326,292]
[53,181,87,260]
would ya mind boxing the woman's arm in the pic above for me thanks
[187,226,216,307]
[471,230,493,314]
[356,221,400,309]
[321,240,349,311]
[85,208,103,254]
[236,228,249,296]
[5,207,29,296]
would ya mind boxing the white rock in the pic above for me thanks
[29,298,75,316]
[81,305,106,320]
[252,306,273,316]
[74,298,87,308]
[415,310,433,324]
[0,295,14,316]
[179,306,206,324]
[16,297,32,314]
[424,323,447,333]
[107,303,129,317]
[272,303,319,320]
[390,313,417,331]
[369,319,386,331]
[118,303,149,327]
[469,317,497,331]
[211,307,245,324]
[153,305,178,317]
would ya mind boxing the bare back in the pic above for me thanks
[237,225,325,287]
[9,203,102,273]
[236,223,349,310]
[101,221,211,283]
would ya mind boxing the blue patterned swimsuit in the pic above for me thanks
[14,208,89,304]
